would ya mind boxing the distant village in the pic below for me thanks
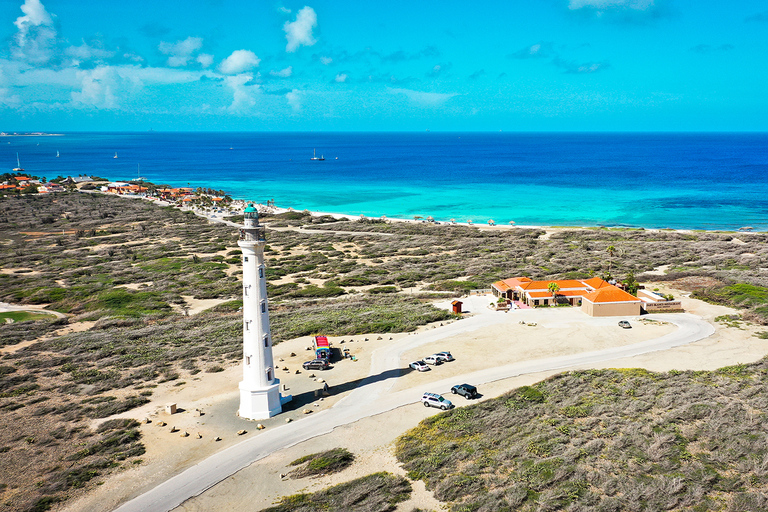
[0,172,235,210]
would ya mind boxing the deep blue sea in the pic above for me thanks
[3,132,767,231]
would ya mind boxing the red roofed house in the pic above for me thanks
[491,276,642,317]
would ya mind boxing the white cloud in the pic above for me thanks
[225,73,258,113]
[12,0,57,64]
[334,73,347,83]
[284,6,317,52]
[569,0,654,10]
[286,89,302,111]
[71,66,118,109]
[197,53,213,68]
[278,6,291,14]
[270,66,293,78]
[65,42,114,64]
[159,37,203,67]
[218,50,260,74]
[320,56,333,65]
[389,88,458,107]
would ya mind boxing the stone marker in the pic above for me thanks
[180,431,189,437]
[157,421,167,427]
[237,429,247,435]
[256,424,265,430]
[170,426,179,433]
[285,418,292,423]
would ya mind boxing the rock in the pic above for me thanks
[339,340,345,344]
[278,358,284,362]
[142,418,151,424]
[280,473,287,479]
[283,366,289,371]
[389,337,392,340]
[295,370,301,374]
[170,426,178,433]
[302,408,312,414]
[193,409,203,417]
[157,421,167,427]
[196,433,203,439]
[285,418,292,423]
[256,424,265,430]
[237,429,247,435]
[315,378,324,383]
[290,352,296,357]
[306,347,312,351]
[309,373,315,378]
[377,336,382,340]
[214,436,222,442]
[180,431,189,437]
[364,337,369,341]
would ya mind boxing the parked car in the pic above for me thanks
[421,392,453,410]
[302,359,330,370]
[618,320,632,329]
[409,360,430,372]
[451,383,478,398]
[434,351,455,362]
[423,355,443,365]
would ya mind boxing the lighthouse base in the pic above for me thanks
[238,380,282,420]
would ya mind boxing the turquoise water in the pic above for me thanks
[3,132,767,230]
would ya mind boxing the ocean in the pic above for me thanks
[3,132,767,231]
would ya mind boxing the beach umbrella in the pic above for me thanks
[488,219,495,226]
[467,219,473,225]
[509,220,516,225]
[427,216,434,222]
[450,218,456,224]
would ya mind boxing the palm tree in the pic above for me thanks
[547,282,560,306]
[606,245,616,273]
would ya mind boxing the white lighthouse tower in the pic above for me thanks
[238,204,285,419]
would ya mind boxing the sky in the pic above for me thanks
[0,0,767,132]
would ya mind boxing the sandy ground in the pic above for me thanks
[57,286,768,512]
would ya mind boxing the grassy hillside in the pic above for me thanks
[396,362,768,512]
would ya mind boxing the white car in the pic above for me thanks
[434,351,454,362]
[423,355,443,365]
[409,360,430,372]
[421,392,453,410]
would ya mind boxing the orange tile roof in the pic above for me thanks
[583,285,641,304]
[582,277,611,289]
[14,176,30,180]
[521,279,587,291]
[528,290,590,298]
[492,280,512,292]
[211,197,223,201]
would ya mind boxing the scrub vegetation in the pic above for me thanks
[1,192,768,510]
[397,361,768,512]
[288,448,355,479]
[263,472,411,512]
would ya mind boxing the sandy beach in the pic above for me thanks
[59,286,768,512]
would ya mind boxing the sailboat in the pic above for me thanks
[13,153,23,172]
[56,150,60,158]
[113,152,118,159]
[310,148,325,161]
[135,164,146,182]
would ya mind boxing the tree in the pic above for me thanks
[606,245,616,273]
[623,271,639,296]
[547,282,560,306]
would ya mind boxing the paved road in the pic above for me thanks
[113,310,713,512]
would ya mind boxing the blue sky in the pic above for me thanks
[1,0,767,131]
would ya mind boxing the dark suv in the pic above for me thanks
[303,359,330,370]
[451,383,478,398]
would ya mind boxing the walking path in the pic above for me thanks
[113,306,713,512]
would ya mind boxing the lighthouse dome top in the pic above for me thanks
[244,204,258,213]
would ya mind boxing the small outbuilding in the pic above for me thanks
[451,300,463,314]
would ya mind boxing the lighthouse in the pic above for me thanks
[238,204,285,419]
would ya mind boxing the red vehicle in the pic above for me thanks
[314,335,331,360]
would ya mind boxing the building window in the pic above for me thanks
[244,256,249,262]
[245,320,250,331]
[244,285,249,296]
[246,356,251,365]
[261,301,266,313]
[264,334,269,348]
[266,368,272,381]
[534,300,539,306]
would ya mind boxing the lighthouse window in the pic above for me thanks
[263,334,269,347]
[259,267,263,278]
[267,369,273,381]
[246,356,251,365]
[244,256,249,262]
[261,301,266,313]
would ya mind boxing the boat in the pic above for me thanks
[56,150,60,158]
[13,153,23,172]
[135,164,146,182]
[113,152,118,159]
[310,148,325,161]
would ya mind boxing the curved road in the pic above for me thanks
[113,311,713,512]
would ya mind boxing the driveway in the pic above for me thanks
[113,310,713,512]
